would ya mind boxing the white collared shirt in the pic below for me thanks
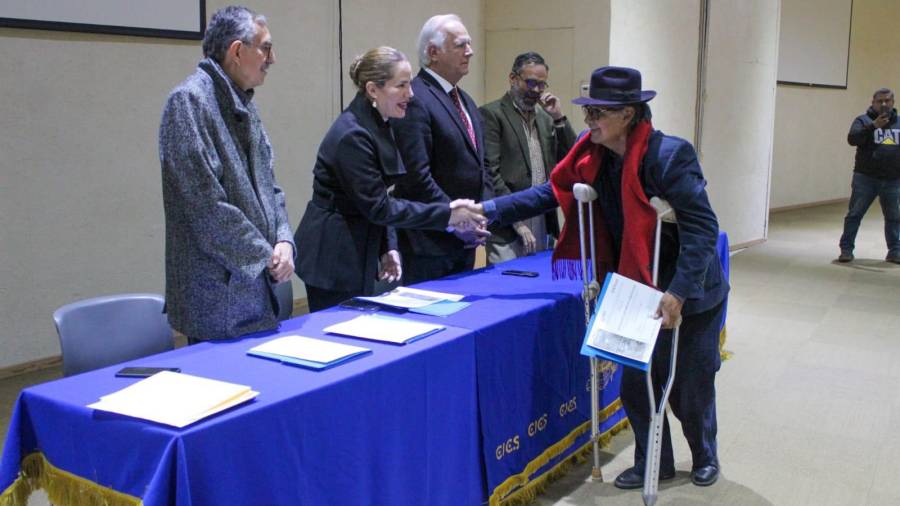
[423,67,473,128]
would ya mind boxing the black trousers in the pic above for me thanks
[620,299,726,473]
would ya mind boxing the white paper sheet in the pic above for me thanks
[88,371,258,428]
[587,328,653,364]
[586,273,664,365]
[355,287,464,309]
[248,335,370,364]
[323,314,445,344]
[594,273,663,343]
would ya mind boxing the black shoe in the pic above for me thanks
[613,466,675,490]
[691,464,719,486]
[886,253,900,264]
[838,251,854,262]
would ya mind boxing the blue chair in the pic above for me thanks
[274,281,294,321]
[53,293,175,376]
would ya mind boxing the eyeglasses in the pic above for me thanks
[517,75,549,91]
[582,105,623,120]
[244,41,274,60]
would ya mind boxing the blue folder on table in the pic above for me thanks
[247,335,372,370]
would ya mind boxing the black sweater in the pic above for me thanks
[847,107,900,180]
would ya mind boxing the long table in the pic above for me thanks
[1,248,678,505]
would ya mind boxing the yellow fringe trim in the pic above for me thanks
[0,453,141,506]
[493,418,631,506]
[489,400,626,506]
[719,324,732,361]
[488,321,733,506]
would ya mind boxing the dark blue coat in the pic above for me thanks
[391,69,493,257]
[294,93,450,294]
[493,130,727,316]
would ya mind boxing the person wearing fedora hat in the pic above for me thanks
[479,65,729,489]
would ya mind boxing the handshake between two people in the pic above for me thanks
[448,199,490,248]
[376,199,489,283]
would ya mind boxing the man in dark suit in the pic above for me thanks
[480,52,576,264]
[391,14,492,284]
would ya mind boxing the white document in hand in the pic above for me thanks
[586,272,664,367]
[88,371,258,428]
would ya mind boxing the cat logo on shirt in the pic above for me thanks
[874,128,900,145]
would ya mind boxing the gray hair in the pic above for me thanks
[511,52,547,75]
[873,88,894,99]
[627,103,652,128]
[417,14,462,68]
[202,5,268,63]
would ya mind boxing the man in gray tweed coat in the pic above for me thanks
[159,6,294,342]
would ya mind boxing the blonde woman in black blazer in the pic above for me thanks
[294,47,484,312]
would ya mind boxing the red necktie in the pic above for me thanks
[449,88,476,148]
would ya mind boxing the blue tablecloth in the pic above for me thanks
[0,312,483,505]
[1,235,728,505]
[403,254,628,503]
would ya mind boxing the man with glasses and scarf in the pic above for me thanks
[478,66,728,489]
[479,52,576,264]
[159,5,294,343]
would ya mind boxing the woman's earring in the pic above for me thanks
[372,100,377,108]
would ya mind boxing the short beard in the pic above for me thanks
[510,87,536,112]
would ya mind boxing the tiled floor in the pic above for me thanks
[3,202,898,505]
[533,202,900,506]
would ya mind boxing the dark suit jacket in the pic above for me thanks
[391,68,492,257]
[492,130,728,316]
[479,92,576,242]
[294,93,451,294]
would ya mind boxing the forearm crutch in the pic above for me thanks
[573,183,603,481]
[642,197,679,506]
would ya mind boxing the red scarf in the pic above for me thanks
[549,120,656,286]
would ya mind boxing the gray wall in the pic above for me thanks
[483,0,612,124]
[771,0,900,208]
[0,0,480,368]
[610,0,780,248]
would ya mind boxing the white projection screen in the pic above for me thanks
[777,0,852,88]
[0,0,205,40]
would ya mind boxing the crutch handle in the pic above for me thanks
[649,197,676,223]
[574,183,598,203]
